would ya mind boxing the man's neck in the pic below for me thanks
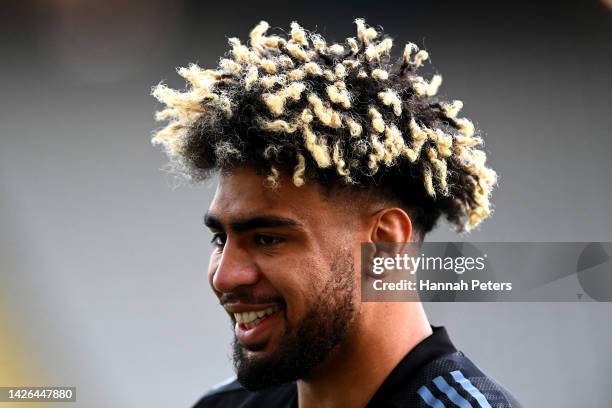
[296,302,432,408]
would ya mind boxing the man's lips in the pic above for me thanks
[220,301,285,348]
[224,302,284,327]
[234,304,281,326]
[233,305,283,348]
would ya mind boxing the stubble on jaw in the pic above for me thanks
[231,245,357,390]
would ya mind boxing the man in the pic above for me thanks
[152,19,521,408]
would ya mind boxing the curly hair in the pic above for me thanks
[151,19,497,234]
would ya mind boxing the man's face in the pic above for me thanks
[205,168,362,389]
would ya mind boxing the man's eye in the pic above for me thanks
[210,233,226,247]
[255,234,284,246]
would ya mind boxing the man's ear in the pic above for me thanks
[362,208,413,279]
[370,208,413,244]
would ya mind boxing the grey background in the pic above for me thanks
[1,1,611,407]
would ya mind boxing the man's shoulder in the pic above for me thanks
[405,351,522,408]
[191,377,296,408]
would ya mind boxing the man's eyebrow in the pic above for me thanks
[203,213,304,232]
[203,213,223,230]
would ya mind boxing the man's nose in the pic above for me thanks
[211,241,260,293]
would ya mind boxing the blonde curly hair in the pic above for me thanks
[151,19,497,233]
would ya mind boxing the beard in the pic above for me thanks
[232,247,357,390]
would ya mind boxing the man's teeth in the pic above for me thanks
[234,306,279,325]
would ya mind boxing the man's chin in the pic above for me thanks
[238,339,268,353]
[232,338,292,390]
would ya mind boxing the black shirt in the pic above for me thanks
[193,326,522,408]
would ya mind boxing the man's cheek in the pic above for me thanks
[282,286,309,329]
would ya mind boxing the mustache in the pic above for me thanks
[220,291,285,306]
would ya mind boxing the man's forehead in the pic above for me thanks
[208,168,326,222]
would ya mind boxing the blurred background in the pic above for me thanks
[1,0,611,406]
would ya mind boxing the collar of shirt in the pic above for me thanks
[365,325,456,407]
